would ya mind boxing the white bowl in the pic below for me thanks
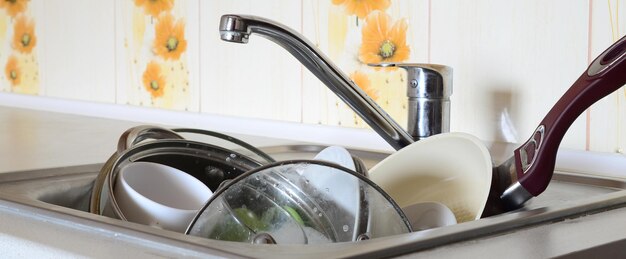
[114,162,212,232]
[369,133,492,223]
[402,202,457,231]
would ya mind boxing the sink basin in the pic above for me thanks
[1,145,626,257]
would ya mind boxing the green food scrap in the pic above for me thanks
[234,207,268,232]
[208,216,252,242]
[208,205,308,242]
[208,207,266,242]
[282,206,305,226]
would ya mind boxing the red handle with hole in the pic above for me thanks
[515,35,626,196]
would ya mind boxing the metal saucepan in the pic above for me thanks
[371,34,626,221]
[90,125,275,220]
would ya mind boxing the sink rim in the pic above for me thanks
[1,145,626,258]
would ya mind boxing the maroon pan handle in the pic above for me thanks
[515,35,626,196]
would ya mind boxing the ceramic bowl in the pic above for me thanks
[114,162,213,232]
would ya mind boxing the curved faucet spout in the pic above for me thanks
[219,14,414,150]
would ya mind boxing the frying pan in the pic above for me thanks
[484,34,626,216]
[371,34,626,220]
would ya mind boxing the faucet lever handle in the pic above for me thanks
[368,63,453,98]
[369,63,453,140]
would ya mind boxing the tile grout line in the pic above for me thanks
[114,0,118,105]
[585,0,593,151]
[197,0,202,114]
[428,0,432,63]
[300,0,305,124]
[617,0,623,153]
[610,0,623,153]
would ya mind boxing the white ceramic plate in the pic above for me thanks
[300,146,359,216]
[313,146,356,171]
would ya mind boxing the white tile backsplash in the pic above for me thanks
[589,0,626,153]
[431,0,591,150]
[199,0,303,122]
[39,0,116,103]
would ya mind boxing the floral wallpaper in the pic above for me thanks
[118,0,194,111]
[0,0,39,95]
[320,0,416,128]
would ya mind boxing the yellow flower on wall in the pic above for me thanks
[142,61,166,98]
[350,71,379,101]
[153,14,187,60]
[359,11,410,64]
[0,0,28,18]
[4,55,21,87]
[12,15,36,54]
[134,0,174,18]
[332,0,390,19]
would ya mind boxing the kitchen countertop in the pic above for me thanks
[2,105,626,258]
[0,106,294,174]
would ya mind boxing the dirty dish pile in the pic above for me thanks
[91,128,436,243]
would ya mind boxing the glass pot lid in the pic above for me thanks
[186,160,412,244]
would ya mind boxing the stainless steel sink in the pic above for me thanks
[1,145,626,258]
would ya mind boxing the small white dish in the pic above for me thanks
[311,146,358,210]
[114,162,212,232]
[402,202,457,231]
[299,146,359,216]
[313,146,356,171]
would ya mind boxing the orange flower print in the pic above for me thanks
[332,0,390,19]
[135,0,174,18]
[142,61,166,98]
[359,11,410,64]
[12,15,37,54]
[5,56,21,87]
[0,0,28,18]
[350,71,379,101]
[153,14,187,60]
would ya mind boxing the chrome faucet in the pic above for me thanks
[219,14,417,150]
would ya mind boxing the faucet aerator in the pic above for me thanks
[219,15,250,43]
[220,32,249,44]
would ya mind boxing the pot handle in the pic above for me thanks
[116,125,184,154]
[516,35,626,196]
